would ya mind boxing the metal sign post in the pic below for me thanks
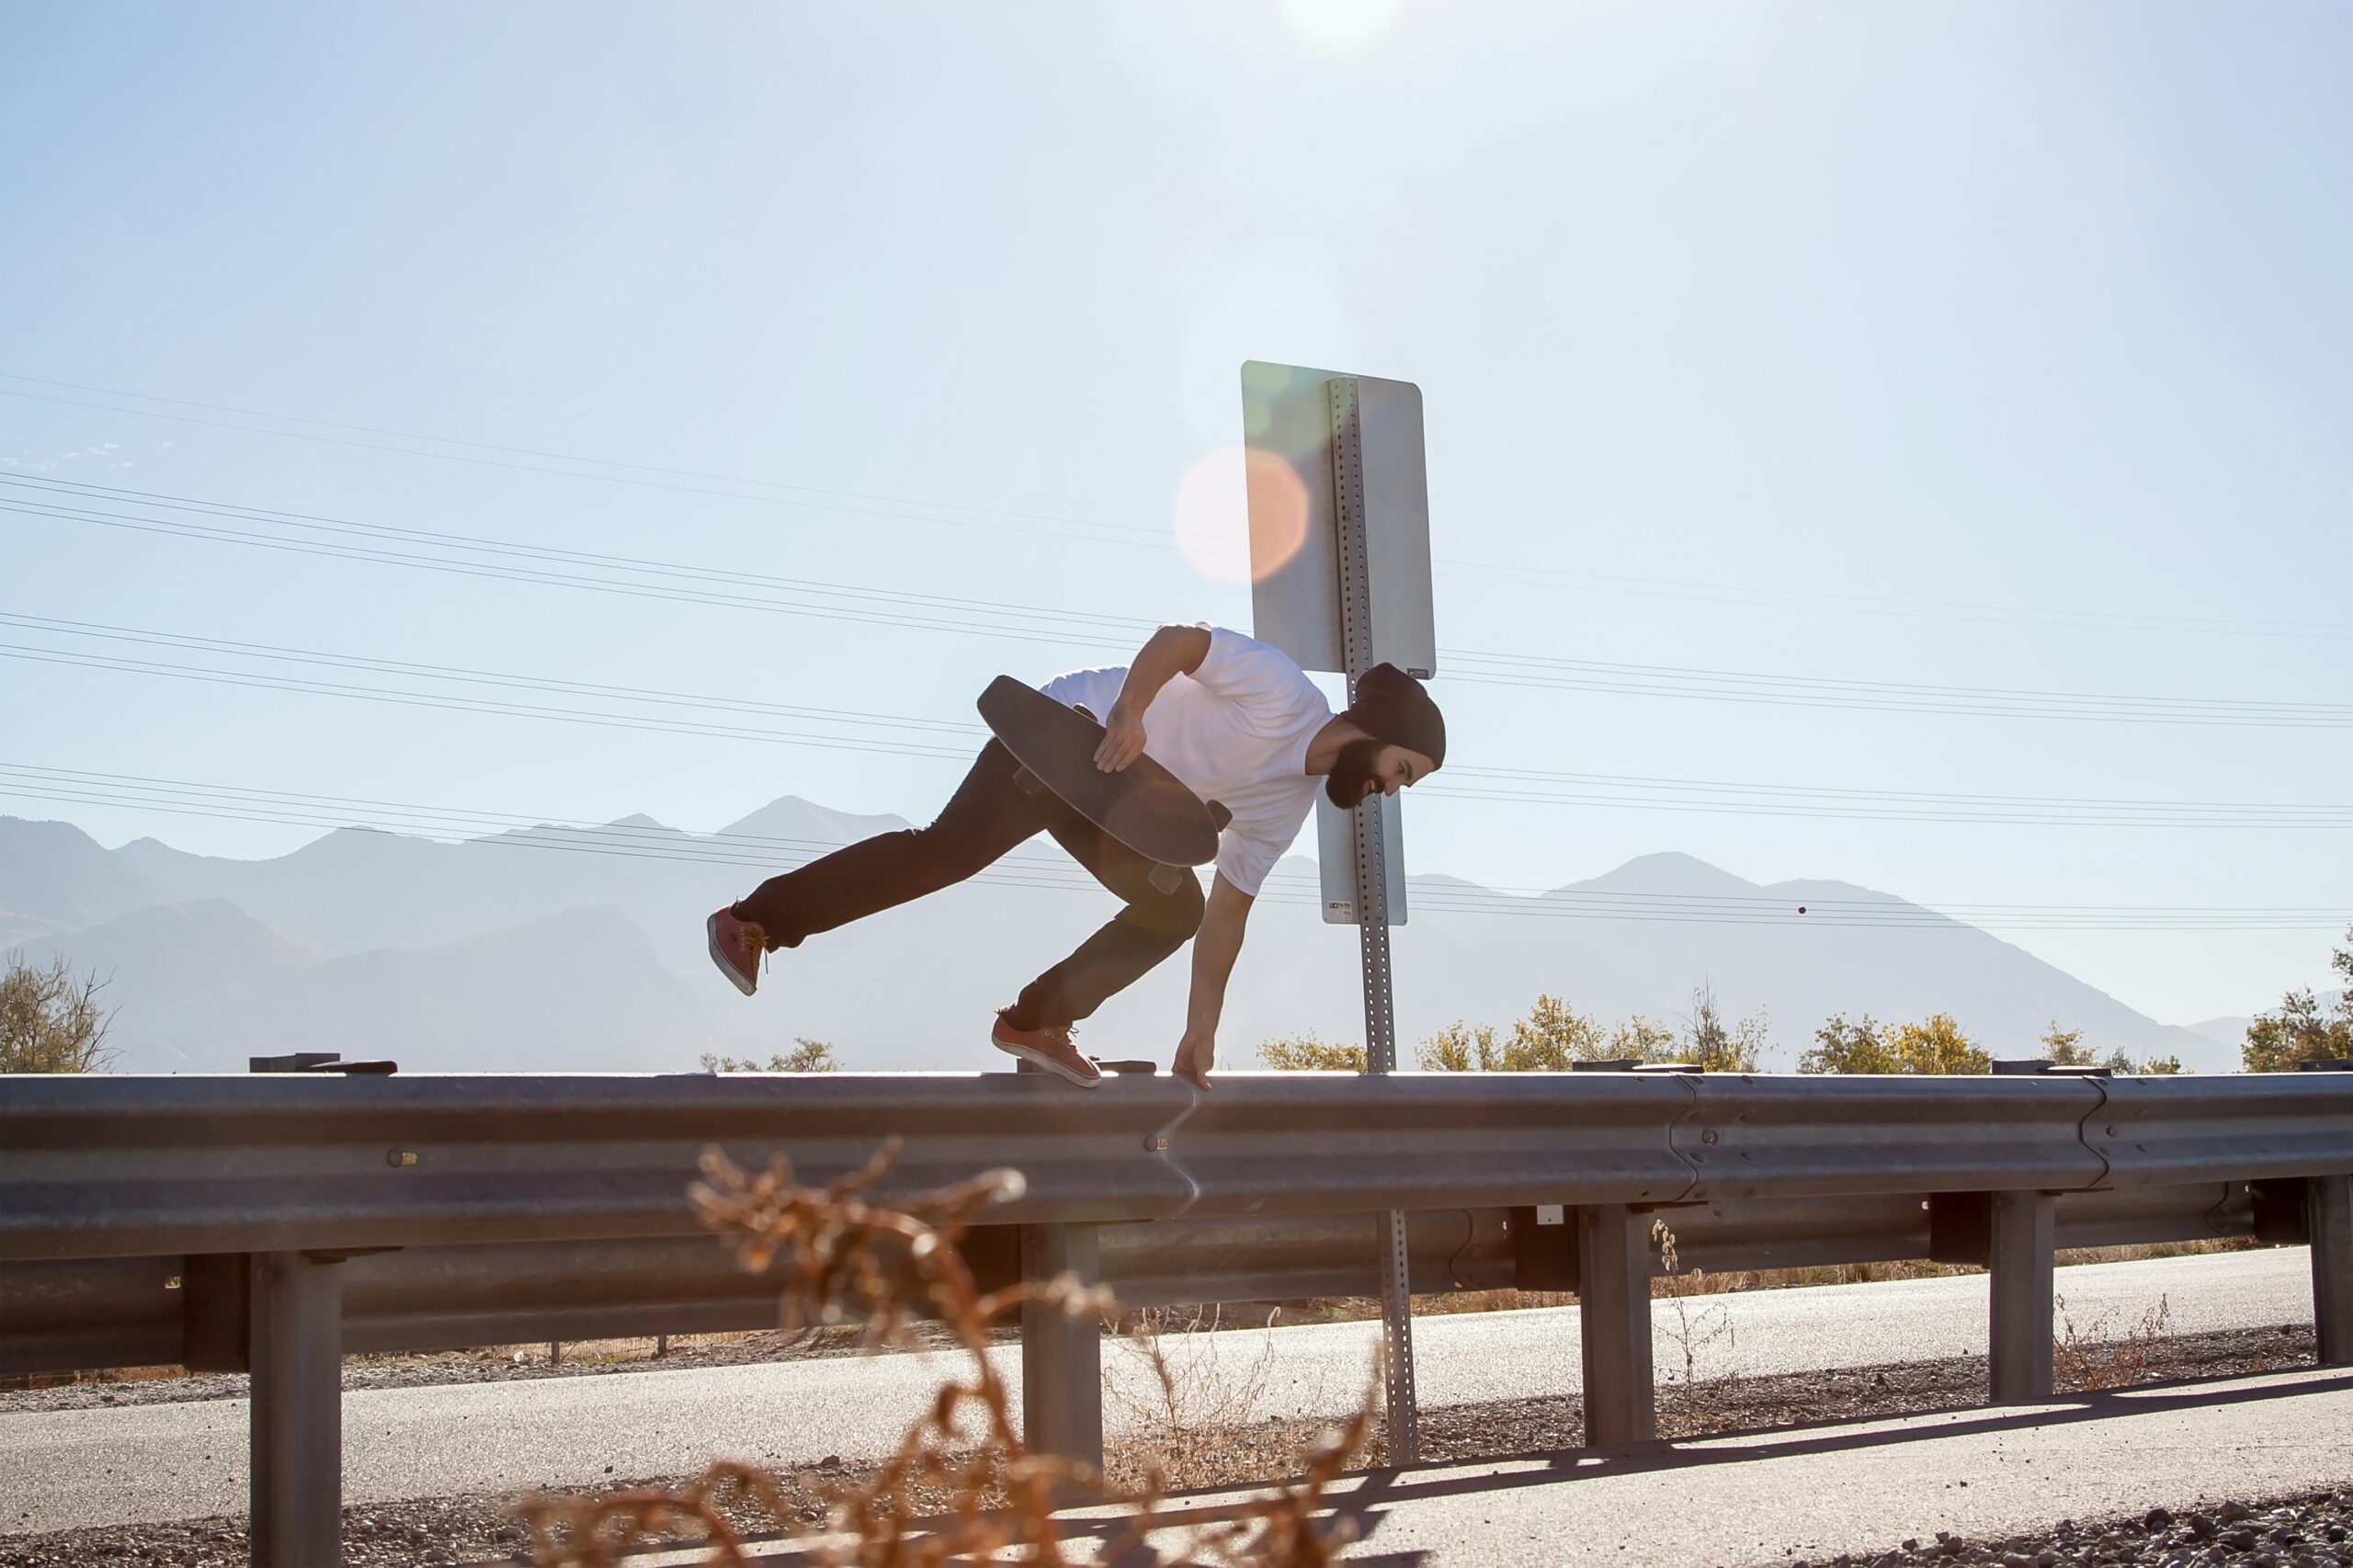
[1325,375,1420,1463]
[1243,358,1433,1463]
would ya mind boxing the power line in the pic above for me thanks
[6,610,2349,831]
[0,611,987,740]
[0,476,1144,650]
[0,645,981,761]
[1440,649,2353,727]
[11,371,2348,642]
[13,472,2352,728]
[6,762,2345,931]
[0,381,1173,553]
[1429,558,2353,642]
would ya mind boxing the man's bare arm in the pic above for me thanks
[1173,872,1252,1088]
[1095,623,1211,772]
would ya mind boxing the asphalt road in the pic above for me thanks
[0,1246,2318,1536]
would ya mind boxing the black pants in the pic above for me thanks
[732,740,1205,1029]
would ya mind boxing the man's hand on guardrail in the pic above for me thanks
[1173,1027,1216,1090]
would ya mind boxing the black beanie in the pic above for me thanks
[1342,664,1446,770]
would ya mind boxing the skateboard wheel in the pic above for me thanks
[1148,864,1184,896]
[1012,766,1044,796]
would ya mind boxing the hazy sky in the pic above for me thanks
[5,1,2348,1025]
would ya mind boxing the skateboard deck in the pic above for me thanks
[977,676,1230,883]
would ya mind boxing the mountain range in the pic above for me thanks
[0,803,2250,1075]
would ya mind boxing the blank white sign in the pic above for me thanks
[1242,360,1436,679]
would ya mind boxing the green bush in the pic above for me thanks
[0,952,115,1074]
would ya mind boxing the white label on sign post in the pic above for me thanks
[1242,361,1436,679]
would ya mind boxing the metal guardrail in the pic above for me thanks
[0,1181,2269,1378]
[17,1070,2349,1258]
[2,1069,2348,1566]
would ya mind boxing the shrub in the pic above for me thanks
[699,1038,838,1073]
[2244,925,2353,1071]
[1412,988,1771,1073]
[0,952,115,1074]
[1257,1030,1368,1071]
[1799,1012,1988,1074]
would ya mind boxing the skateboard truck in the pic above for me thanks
[1148,801,1231,892]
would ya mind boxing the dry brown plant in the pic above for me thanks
[1106,1305,1295,1489]
[517,1141,1370,1568]
[2052,1290,2176,1391]
[1648,1219,1738,1429]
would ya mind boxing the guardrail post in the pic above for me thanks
[1019,1223,1103,1471]
[2309,1174,2352,1366]
[1578,1202,1654,1446]
[1986,1190,2055,1403]
[249,1250,345,1567]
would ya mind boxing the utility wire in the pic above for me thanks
[12,472,2351,728]
[11,391,2341,935]
[0,611,987,739]
[10,372,2348,642]
[0,381,1167,552]
[0,479,1140,650]
[5,611,2348,830]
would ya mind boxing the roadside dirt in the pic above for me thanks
[0,1322,1014,1416]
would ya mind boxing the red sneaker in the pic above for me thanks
[991,1011,1101,1089]
[706,907,766,996]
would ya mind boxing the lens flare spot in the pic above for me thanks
[1174,447,1310,585]
[1173,448,1251,584]
[1279,0,1404,52]
[1244,447,1312,583]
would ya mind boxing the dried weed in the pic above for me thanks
[2053,1290,2176,1391]
[1107,1305,1293,1488]
[1650,1220,1739,1426]
[517,1141,1371,1567]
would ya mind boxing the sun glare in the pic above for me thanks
[1279,0,1405,53]
[1174,446,1311,585]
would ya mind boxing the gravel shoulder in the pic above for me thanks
[0,1323,2325,1568]
[1837,1492,2353,1568]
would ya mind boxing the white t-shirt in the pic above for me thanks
[1040,626,1330,897]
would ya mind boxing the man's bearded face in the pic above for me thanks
[1324,736,1385,809]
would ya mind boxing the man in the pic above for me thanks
[705,622,1445,1089]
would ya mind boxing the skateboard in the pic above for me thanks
[977,675,1232,894]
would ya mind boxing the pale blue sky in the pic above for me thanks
[4,1,2347,1024]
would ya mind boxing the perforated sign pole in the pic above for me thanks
[1329,376,1421,1463]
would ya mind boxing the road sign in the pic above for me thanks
[1240,359,1427,1464]
[1314,794,1404,925]
[1242,360,1431,926]
[1241,361,1435,680]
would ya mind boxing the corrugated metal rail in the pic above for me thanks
[1,1069,2347,1566]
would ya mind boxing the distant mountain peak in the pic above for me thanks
[605,813,670,831]
[1568,851,1760,896]
[719,794,912,845]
